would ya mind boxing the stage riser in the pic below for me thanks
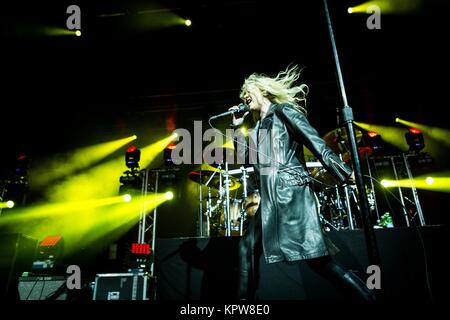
[155,226,447,300]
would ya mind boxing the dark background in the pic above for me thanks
[1,0,449,239]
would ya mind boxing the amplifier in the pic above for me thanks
[18,276,67,300]
[93,273,149,300]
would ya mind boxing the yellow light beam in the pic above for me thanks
[0,192,171,225]
[44,156,124,202]
[354,122,409,151]
[31,135,137,188]
[395,118,450,147]
[140,133,178,168]
[43,27,81,36]
[348,0,422,14]
[6,192,171,255]
[0,195,134,225]
[0,201,15,209]
[380,176,450,193]
[41,134,174,206]
[132,7,189,30]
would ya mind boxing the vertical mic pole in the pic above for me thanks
[323,0,381,271]
[199,170,203,237]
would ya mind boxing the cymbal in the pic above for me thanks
[188,170,241,191]
[322,127,362,154]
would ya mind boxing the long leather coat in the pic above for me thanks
[235,103,352,263]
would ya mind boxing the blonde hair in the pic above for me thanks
[240,64,309,114]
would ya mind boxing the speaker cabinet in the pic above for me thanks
[18,276,67,300]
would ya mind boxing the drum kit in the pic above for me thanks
[188,161,260,237]
[187,127,372,235]
[310,127,372,231]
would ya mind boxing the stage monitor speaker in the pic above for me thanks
[18,276,67,300]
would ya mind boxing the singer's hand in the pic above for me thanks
[229,105,249,126]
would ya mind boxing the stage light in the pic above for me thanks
[395,118,400,123]
[365,131,383,154]
[123,194,132,203]
[15,154,29,178]
[125,146,141,169]
[185,19,192,27]
[380,179,389,188]
[75,30,81,36]
[376,175,450,193]
[346,0,421,14]
[405,128,425,152]
[165,191,174,200]
[0,200,15,209]
[139,133,180,168]
[396,118,450,148]
[355,122,409,151]
[164,143,178,166]
[166,143,177,150]
[132,135,138,140]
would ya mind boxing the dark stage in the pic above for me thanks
[155,226,448,301]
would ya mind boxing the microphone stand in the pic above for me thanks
[322,0,382,279]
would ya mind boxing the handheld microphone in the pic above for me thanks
[209,104,249,120]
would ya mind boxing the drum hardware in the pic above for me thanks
[189,163,261,237]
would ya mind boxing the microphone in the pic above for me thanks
[209,104,249,120]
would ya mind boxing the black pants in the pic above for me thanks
[238,210,375,300]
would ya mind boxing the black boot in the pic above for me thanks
[309,257,377,302]
[342,270,377,301]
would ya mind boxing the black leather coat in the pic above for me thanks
[235,103,352,263]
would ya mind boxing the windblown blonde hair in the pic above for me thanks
[240,64,309,114]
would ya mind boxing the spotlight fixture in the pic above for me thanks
[15,154,30,179]
[165,191,174,200]
[163,143,177,166]
[366,131,383,154]
[405,128,425,152]
[125,146,141,170]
